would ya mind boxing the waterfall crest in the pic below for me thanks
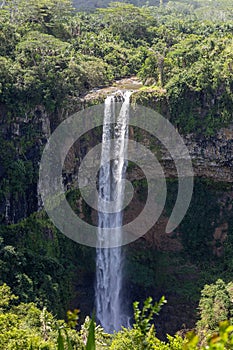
[95,91,131,332]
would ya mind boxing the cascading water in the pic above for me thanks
[95,91,131,333]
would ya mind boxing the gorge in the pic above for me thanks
[0,80,233,335]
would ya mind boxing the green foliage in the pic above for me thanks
[0,283,18,311]
[164,179,221,262]
[67,309,80,329]
[0,211,95,317]
[0,1,233,349]
[0,0,232,135]
[197,279,233,334]
[206,321,233,349]
[2,286,233,350]
[185,321,233,349]
[57,329,65,350]
[85,316,96,350]
[97,3,154,44]
[133,296,167,335]
[110,296,183,350]
[0,284,88,349]
[1,0,74,35]
[73,0,162,10]
[80,316,111,349]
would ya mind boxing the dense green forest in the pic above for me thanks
[72,0,233,14]
[0,0,233,349]
[1,0,232,133]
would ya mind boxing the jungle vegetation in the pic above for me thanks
[0,0,233,349]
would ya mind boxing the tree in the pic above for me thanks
[197,279,233,334]
[97,2,154,44]
[1,0,73,25]
[0,284,82,349]
[109,297,175,350]
[0,283,18,311]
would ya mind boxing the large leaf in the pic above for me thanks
[85,316,96,350]
[57,328,65,350]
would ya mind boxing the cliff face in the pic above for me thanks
[185,126,233,182]
[126,125,233,183]
[0,83,232,225]
[0,98,84,224]
[0,105,51,224]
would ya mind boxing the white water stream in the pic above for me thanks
[95,91,131,332]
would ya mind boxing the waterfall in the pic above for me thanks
[95,91,131,333]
